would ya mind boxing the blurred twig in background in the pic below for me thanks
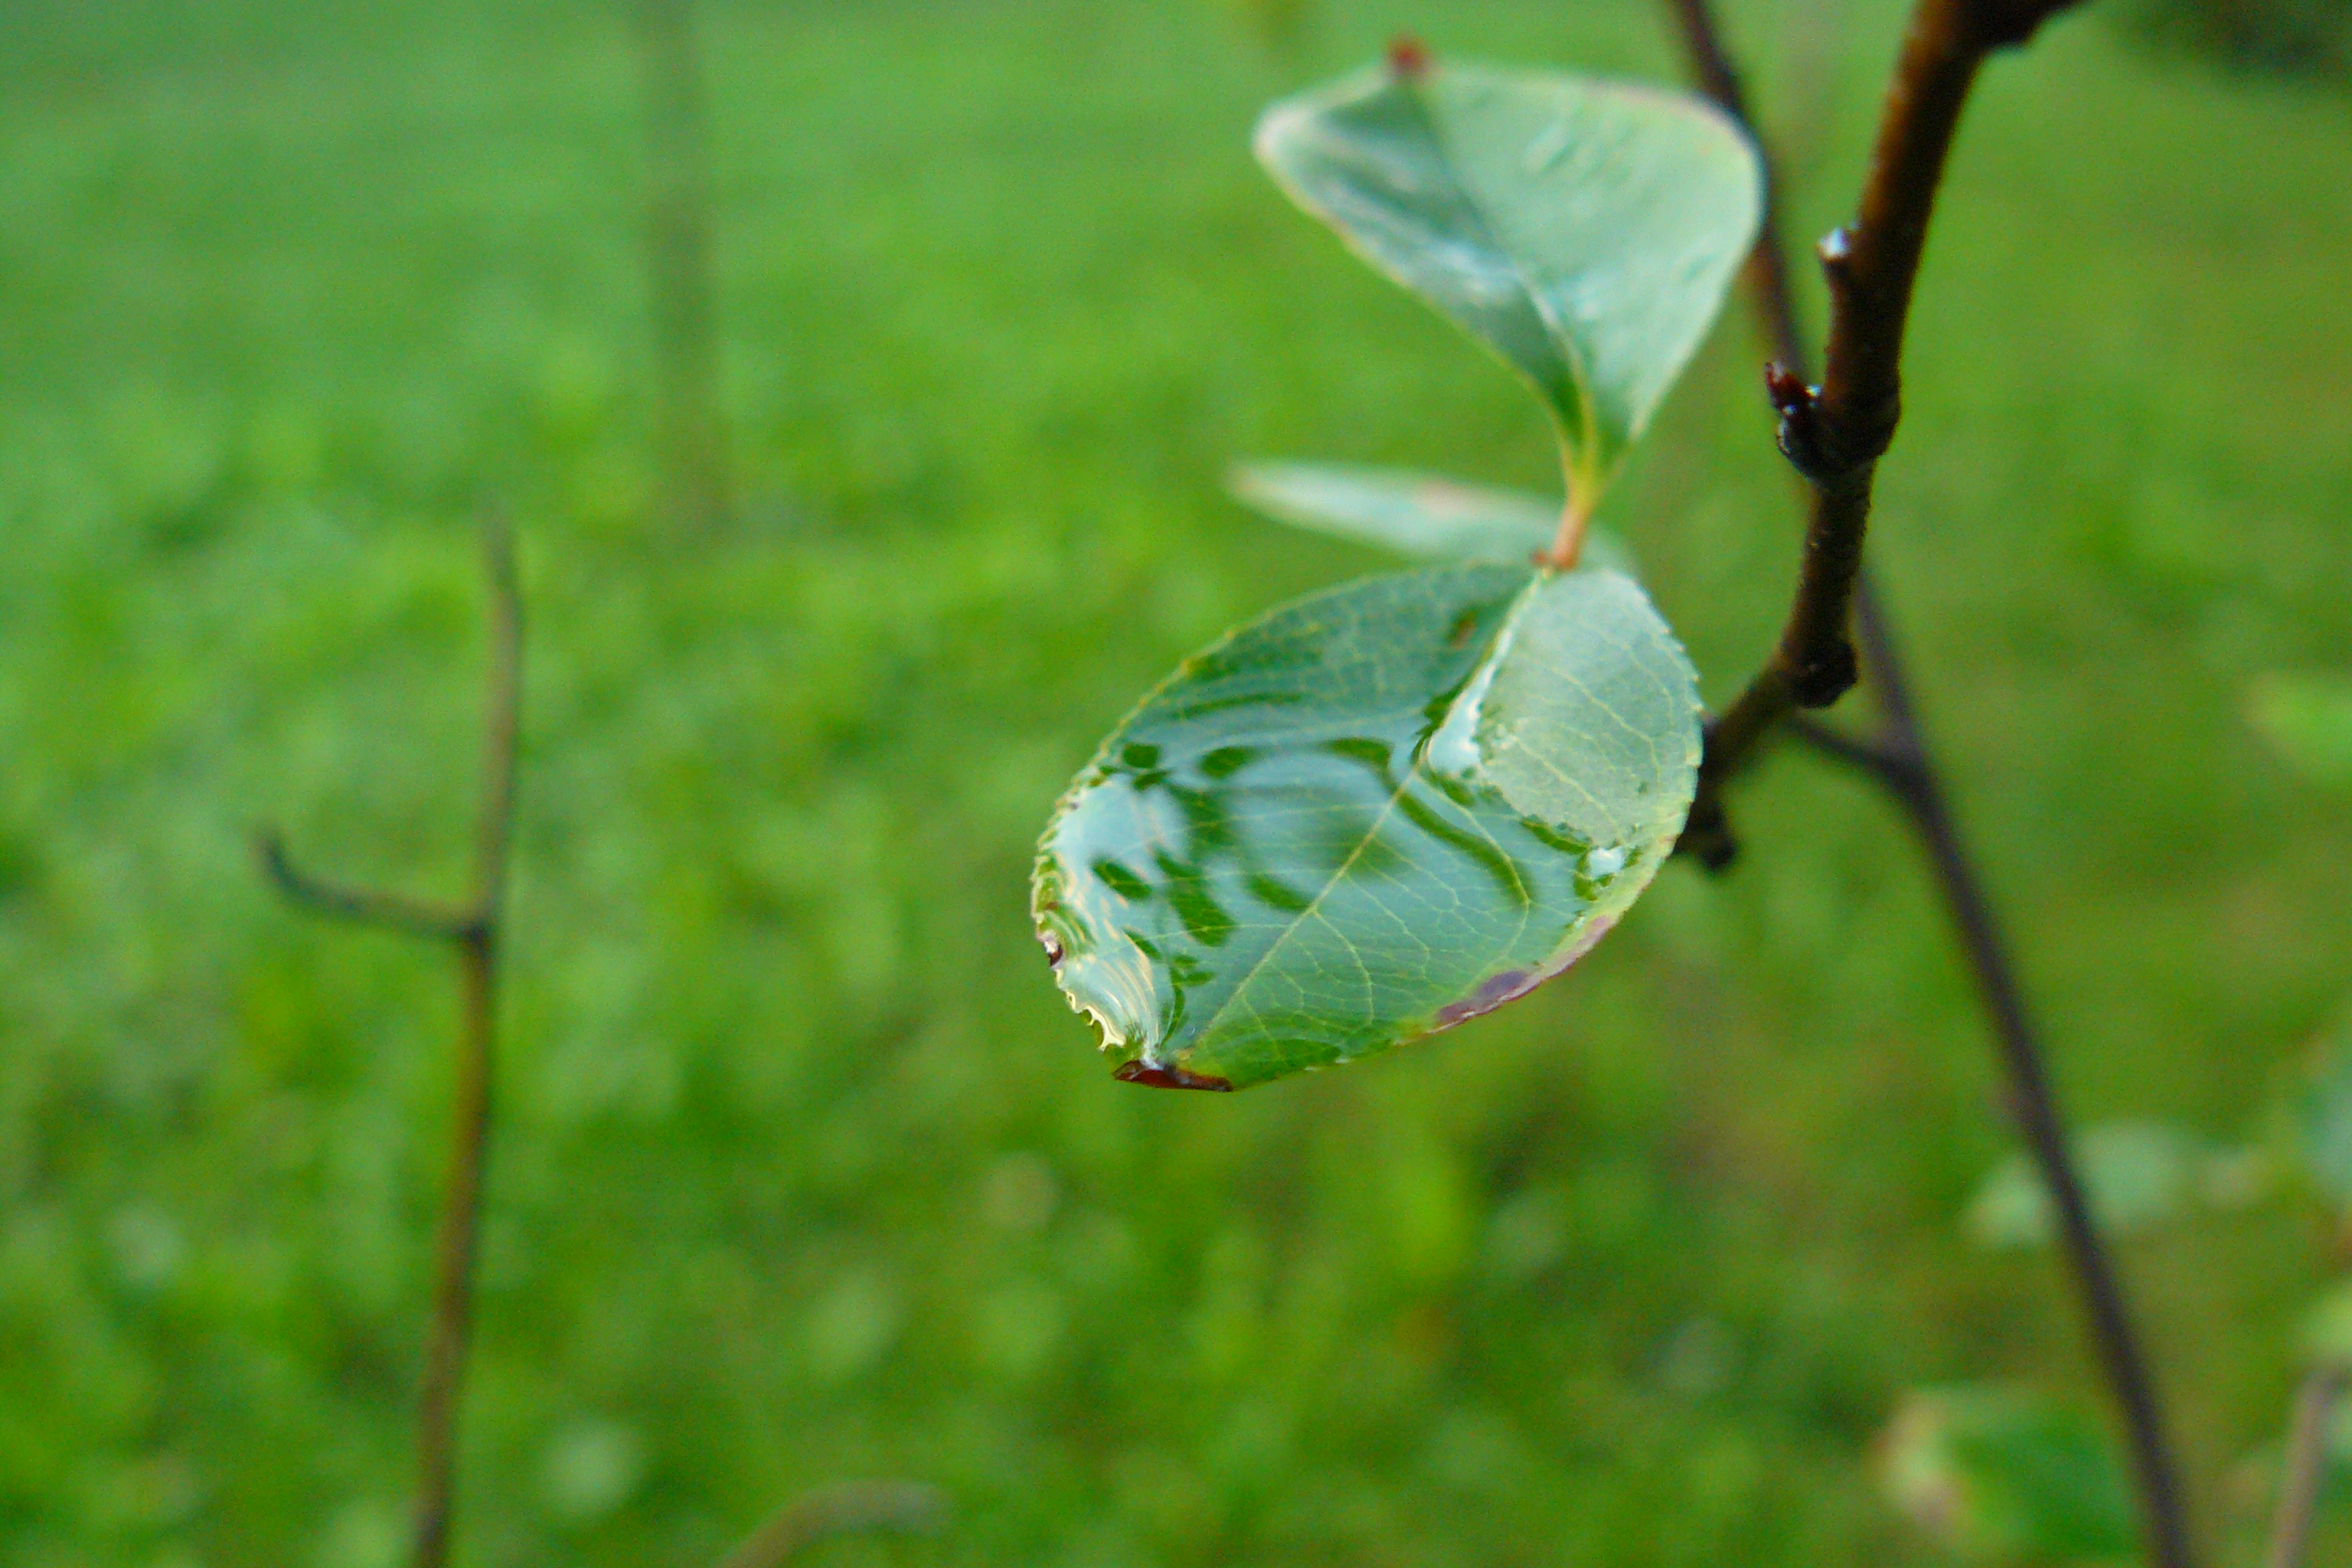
[2264,1364,2346,1568]
[713,1480,952,1568]
[258,514,523,1568]
[632,0,733,531]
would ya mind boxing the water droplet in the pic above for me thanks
[1523,122,1574,175]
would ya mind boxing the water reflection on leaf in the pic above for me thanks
[1034,564,1699,1089]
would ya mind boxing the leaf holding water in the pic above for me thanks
[1254,59,1761,504]
[1033,562,1700,1090]
[1230,461,1635,573]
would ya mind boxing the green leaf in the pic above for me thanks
[2292,1004,2352,1210]
[1254,59,1761,508]
[1033,562,1700,1090]
[2249,672,2352,789]
[1230,461,1635,573]
[1964,1121,2200,1248]
[1882,1386,2139,1564]
[2301,1276,2352,1367]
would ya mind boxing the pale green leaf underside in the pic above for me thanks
[1033,563,1700,1089]
[1230,460,1635,574]
[1254,62,1761,497]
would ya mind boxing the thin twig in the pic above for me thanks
[1689,0,2082,818]
[260,514,525,1568]
[1783,711,1915,782]
[2265,1365,2347,1568]
[409,514,524,1568]
[714,1481,952,1568]
[1655,5,2197,1567]
[256,831,475,940]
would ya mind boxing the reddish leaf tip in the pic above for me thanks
[1114,1059,1235,1092]
[1387,35,1430,80]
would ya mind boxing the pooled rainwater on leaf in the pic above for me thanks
[1032,564,1700,1090]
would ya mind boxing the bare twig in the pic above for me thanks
[2265,1365,2347,1568]
[260,514,525,1568]
[714,1481,952,1568]
[1655,5,2196,1568]
[632,0,733,530]
[1689,0,2083,817]
[256,831,475,940]
[1782,711,1915,782]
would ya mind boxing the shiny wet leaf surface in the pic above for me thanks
[1034,563,1699,1089]
[1254,60,1760,498]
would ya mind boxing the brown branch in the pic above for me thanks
[2265,1365,2346,1568]
[408,514,524,1568]
[1692,0,2082,816]
[1656,5,2196,1568]
[713,1481,952,1568]
[260,513,525,1568]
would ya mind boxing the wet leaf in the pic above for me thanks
[1230,461,1634,573]
[1965,1121,2198,1248]
[2249,672,2352,789]
[1034,563,1700,1089]
[1882,1386,2138,1564]
[1255,59,1760,508]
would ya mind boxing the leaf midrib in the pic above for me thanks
[1162,571,1545,1064]
[1400,70,1605,492]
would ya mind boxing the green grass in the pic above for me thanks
[3,1,2351,1564]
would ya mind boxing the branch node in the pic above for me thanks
[1788,638,1860,707]
[1675,793,1740,872]
[256,828,475,942]
[1967,0,2082,49]
[1765,361,1834,479]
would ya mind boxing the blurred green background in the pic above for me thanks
[4,0,2350,1564]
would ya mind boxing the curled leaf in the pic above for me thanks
[1255,59,1761,507]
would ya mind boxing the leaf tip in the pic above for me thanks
[1386,34,1431,80]
[1114,1059,1236,1093]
